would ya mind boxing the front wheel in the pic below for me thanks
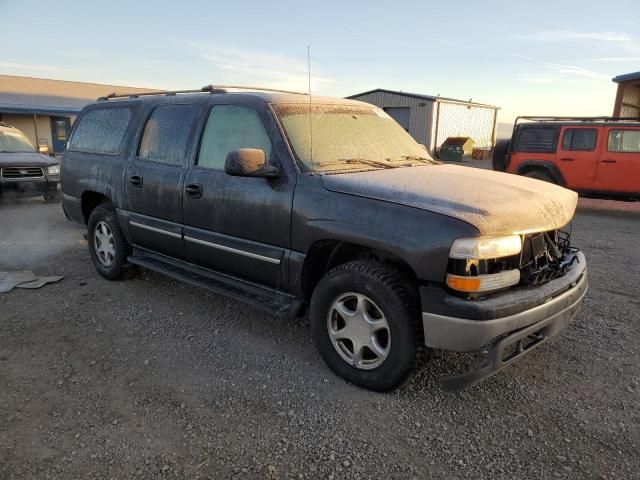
[87,203,130,280]
[43,190,61,203]
[310,261,422,391]
[524,170,555,184]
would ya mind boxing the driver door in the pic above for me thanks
[182,103,294,288]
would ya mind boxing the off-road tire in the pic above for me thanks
[310,260,422,391]
[87,203,130,280]
[492,139,510,172]
[524,170,555,184]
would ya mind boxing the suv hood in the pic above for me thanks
[0,151,57,167]
[321,164,578,236]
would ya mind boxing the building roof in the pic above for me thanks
[612,71,640,84]
[0,75,158,116]
[346,88,498,109]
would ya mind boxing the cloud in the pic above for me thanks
[0,61,71,73]
[516,59,610,85]
[511,53,534,61]
[519,30,633,43]
[583,56,640,63]
[191,44,334,93]
[548,63,610,81]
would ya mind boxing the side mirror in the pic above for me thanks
[224,149,279,178]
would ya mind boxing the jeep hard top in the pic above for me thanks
[61,86,587,391]
[493,116,640,198]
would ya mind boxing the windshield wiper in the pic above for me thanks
[394,155,437,164]
[339,158,397,169]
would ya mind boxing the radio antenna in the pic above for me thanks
[308,45,314,175]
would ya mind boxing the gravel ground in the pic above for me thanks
[0,196,638,480]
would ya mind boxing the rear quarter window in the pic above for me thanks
[513,126,558,153]
[138,104,199,165]
[68,106,132,155]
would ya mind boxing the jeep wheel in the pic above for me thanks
[310,261,421,391]
[524,170,555,184]
[87,203,130,280]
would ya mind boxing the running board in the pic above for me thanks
[128,248,303,319]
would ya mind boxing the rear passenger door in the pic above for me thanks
[182,103,293,288]
[124,103,200,259]
[556,127,598,190]
[597,127,640,193]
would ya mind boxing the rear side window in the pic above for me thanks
[138,104,199,165]
[198,105,273,170]
[68,107,132,155]
[562,128,597,151]
[513,126,557,153]
[608,130,640,152]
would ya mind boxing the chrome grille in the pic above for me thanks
[1,167,44,179]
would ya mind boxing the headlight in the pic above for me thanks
[47,165,60,175]
[449,235,522,260]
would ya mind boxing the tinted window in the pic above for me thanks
[513,126,557,153]
[198,105,273,169]
[68,107,131,155]
[138,104,199,165]
[562,128,597,151]
[608,130,640,152]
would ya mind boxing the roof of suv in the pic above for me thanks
[94,86,369,107]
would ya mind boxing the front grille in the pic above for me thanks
[519,230,570,285]
[1,167,44,179]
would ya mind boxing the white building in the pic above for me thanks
[347,88,499,155]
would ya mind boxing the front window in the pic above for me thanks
[0,129,36,153]
[272,104,433,172]
[608,129,640,153]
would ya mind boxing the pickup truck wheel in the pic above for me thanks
[524,170,555,184]
[310,261,421,391]
[87,203,129,280]
[43,190,61,203]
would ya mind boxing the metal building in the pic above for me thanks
[347,88,499,155]
[612,72,640,117]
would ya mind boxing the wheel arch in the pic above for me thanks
[300,240,419,303]
[516,160,566,186]
[81,191,111,223]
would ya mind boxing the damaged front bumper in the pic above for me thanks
[420,251,587,390]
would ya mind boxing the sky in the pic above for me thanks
[1,0,638,123]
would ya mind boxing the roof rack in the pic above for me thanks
[97,84,307,101]
[515,115,640,124]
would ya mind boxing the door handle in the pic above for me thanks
[129,175,143,187]
[601,159,617,164]
[185,183,202,198]
[560,157,574,161]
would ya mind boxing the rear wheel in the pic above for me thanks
[524,170,555,183]
[310,260,421,391]
[87,203,130,280]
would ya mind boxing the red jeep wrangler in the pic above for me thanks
[493,116,640,198]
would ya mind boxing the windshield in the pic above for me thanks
[272,104,434,172]
[0,129,36,153]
